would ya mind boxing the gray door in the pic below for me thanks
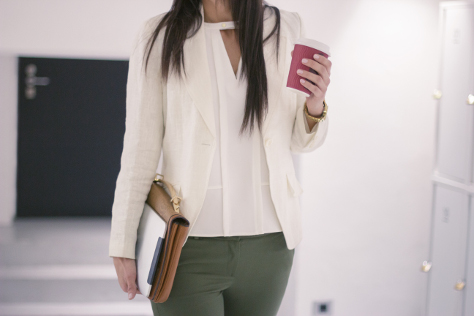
[16,57,129,217]
[426,185,469,316]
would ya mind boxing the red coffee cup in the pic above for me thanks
[286,38,331,98]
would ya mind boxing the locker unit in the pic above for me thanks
[424,1,474,316]
[426,186,470,316]
[466,197,474,315]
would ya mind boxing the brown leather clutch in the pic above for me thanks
[141,173,190,303]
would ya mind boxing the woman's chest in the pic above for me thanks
[161,32,296,139]
[217,29,241,78]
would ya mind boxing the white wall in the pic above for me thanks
[0,0,169,224]
[0,0,447,315]
[0,55,18,225]
[0,0,162,59]
[278,0,441,315]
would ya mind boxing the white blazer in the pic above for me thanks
[108,3,329,259]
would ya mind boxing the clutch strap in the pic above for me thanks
[154,173,182,214]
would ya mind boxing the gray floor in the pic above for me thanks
[0,217,153,316]
[0,217,296,316]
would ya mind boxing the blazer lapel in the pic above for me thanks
[182,4,216,138]
[182,3,287,139]
[261,10,287,136]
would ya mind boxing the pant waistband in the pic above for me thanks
[189,231,282,241]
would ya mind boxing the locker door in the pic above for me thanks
[436,5,474,182]
[464,196,474,316]
[427,185,469,316]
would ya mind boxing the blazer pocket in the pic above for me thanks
[286,173,304,197]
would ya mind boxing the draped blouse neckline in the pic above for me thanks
[203,20,237,30]
[203,20,242,80]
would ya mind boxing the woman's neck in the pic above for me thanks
[202,0,233,23]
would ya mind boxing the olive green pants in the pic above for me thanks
[150,231,295,316]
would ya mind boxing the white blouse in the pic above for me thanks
[187,20,284,236]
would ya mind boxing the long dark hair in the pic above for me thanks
[142,0,281,137]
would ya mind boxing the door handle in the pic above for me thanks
[421,261,432,272]
[432,90,442,100]
[24,64,50,100]
[467,94,474,105]
[454,280,465,291]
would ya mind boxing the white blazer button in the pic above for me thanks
[265,139,272,146]
[222,23,226,27]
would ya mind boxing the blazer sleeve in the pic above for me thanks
[109,18,164,259]
[289,12,329,154]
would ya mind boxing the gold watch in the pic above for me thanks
[304,100,328,123]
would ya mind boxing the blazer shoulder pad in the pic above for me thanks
[137,12,168,42]
[279,9,303,40]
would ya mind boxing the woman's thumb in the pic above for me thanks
[127,283,137,300]
[128,289,136,300]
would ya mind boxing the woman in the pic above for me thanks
[110,0,331,315]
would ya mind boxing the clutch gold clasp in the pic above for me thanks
[154,173,164,182]
[170,196,182,213]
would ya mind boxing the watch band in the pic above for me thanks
[304,100,328,123]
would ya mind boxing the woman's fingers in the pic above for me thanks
[113,257,140,300]
[311,54,332,76]
[296,54,332,96]
[301,58,330,84]
[300,77,324,98]
[297,69,328,93]
[124,258,139,299]
[113,257,128,292]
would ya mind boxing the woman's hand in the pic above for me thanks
[291,50,332,116]
[112,256,142,300]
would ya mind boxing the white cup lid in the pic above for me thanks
[294,38,331,57]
